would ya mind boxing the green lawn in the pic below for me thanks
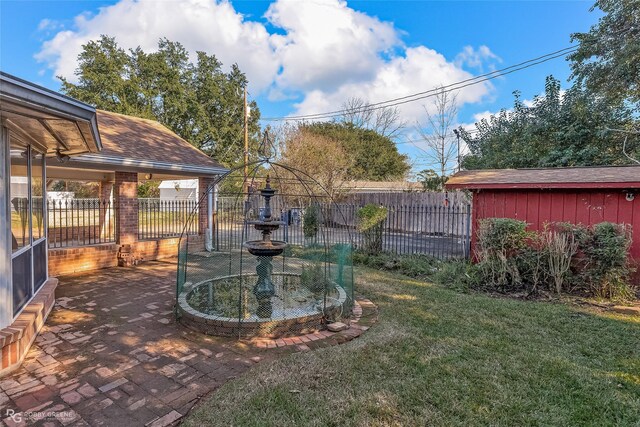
[184,267,640,426]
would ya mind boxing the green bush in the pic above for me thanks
[352,251,437,279]
[303,204,320,242]
[357,204,387,254]
[474,218,635,300]
[301,262,329,293]
[432,260,480,292]
[475,218,531,293]
[575,222,634,299]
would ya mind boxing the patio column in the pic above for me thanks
[114,171,138,246]
[98,179,114,240]
[198,177,215,249]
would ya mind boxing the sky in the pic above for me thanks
[0,0,600,175]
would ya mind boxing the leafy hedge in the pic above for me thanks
[475,218,635,300]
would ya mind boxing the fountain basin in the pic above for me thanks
[247,219,284,230]
[243,240,287,256]
[177,273,348,338]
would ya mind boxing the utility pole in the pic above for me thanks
[243,86,249,191]
[453,129,461,172]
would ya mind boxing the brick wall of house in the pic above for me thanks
[48,235,205,276]
[49,244,119,276]
[48,172,210,276]
[135,235,204,260]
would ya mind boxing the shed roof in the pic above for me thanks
[56,110,227,177]
[445,166,640,190]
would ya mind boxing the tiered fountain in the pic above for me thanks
[177,175,349,338]
[242,176,287,318]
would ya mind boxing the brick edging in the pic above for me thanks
[242,297,378,351]
[0,278,58,377]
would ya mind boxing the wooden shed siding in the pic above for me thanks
[472,189,640,261]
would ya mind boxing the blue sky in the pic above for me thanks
[0,0,599,173]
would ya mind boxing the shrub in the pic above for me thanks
[475,218,531,292]
[518,238,550,295]
[577,222,634,299]
[543,227,579,295]
[301,262,329,293]
[432,260,480,292]
[474,219,635,300]
[352,251,437,279]
[357,204,388,254]
[303,204,320,244]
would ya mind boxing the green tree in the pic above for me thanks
[460,76,637,169]
[416,169,447,191]
[278,127,352,200]
[568,0,640,111]
[60,35,261,168]
[301,122,410,181]
[137,180,160,198]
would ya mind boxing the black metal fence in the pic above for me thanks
[48,199,117,248]
[138,198,198,240]
[214,197,472,259]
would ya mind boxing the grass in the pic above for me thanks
[184,266,640,427]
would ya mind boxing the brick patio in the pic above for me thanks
[0,261,377,427]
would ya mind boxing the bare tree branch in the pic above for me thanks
[416,87,460,181]
[340,96,406,138]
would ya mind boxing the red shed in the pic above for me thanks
[445,166,640,263]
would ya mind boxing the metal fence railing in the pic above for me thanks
[48,199,117,248]
[138,199,198,240]
[214,198,472,260]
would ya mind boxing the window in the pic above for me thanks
[32,154,45,242]
[10,143,47,315]
[10,142,29,252]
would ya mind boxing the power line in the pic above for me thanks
[262,45,579,122]
[262,27,634,123]
[395,129,479,145]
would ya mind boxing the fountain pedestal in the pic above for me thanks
[254,256,275,317]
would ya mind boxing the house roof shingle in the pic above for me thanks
[96,110,224,170]
[445,166,640,190]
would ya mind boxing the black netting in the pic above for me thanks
[175,161,355,339]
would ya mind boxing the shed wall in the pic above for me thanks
[472,189,640,261]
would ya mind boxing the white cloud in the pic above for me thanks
[266,0,399,93]
[37,18,63,32]
[35,0,497,124]
[291,45,493,123]
[36,0,279,91]
[454,45,500,71]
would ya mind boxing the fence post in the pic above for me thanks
[464,203,472,259]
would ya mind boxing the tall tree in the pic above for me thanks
[416,87,460,181]
[568,0,640,111]
[60,35,261,168]
[301,122,410,181]
[340,97,406,139]
[278,127,353,201]
[460,76,637,169]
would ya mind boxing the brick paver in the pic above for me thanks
[0,261,377,426]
